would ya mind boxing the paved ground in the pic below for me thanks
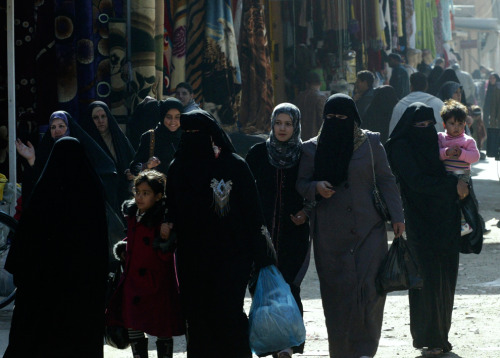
[1,154,500,357]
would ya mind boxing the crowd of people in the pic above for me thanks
[3,55,486,358]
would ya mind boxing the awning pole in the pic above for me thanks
[6,0,17,216]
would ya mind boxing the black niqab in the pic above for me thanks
[313,94,359,186]
[386,102,445,177]
[427,66,444,94]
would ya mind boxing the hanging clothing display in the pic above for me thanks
[433,0,445,57]
[202,0,242,126]
[441,0,454,42]
[238,0,274,133]
[163,0,174,94]
[414,0,437,57]
[185,0,206,105]
[170,0,188,90]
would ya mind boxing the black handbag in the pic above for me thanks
[104,263,130,349]
[459,194,484,254]
[376,235,423,294]
[367,139,391,222]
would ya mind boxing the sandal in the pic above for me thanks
[423,348,443,357]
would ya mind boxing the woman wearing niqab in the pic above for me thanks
[385,103,466,356]
[246,103,310,356]
[164,109,276,358]
[82,101,136,207]
[296,94,404,358]
[362,85,399,143]
[4,137,109,357]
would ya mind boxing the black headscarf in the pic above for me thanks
[37,111,116,177]
[427,66,444,94]
[385,102,446,177]
[127,97,161,149]
[437,81,462,102]
[362,85,399,142]
[313,94,360,186]
[159,97,184,119]
[82,101,135,173]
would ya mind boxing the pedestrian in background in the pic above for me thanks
[106,170,185,358]
[246,103,310,358]
[129,98,184,176]
[174,82,200,112]
[362,85,399,143]
[82,101,136,208]
[5,138,109,358]
[353,70,375,118]
[296,94,404,358]
[386,103,467,358]
[294,72,327,141]
[483,72,500,128]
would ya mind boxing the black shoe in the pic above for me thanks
[156,338,173,358]
[130,337,148,358]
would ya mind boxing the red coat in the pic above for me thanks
[106,204,185,337]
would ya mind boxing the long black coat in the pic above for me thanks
[5,138,109,358]
[386,105,461,353]
[129,123,181,176]
[246,143,309,294]
[166,151,276,358]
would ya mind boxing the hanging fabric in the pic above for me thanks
[185,0,207,104]
[433,0,445,56]
[163,0,174,94]
[415,0,437,57]
[238,0,274,133]
[202,0,242,126]
[170,0,188,90]
[441,0,454,42]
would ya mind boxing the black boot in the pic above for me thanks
[130,337,148,358]
[156,338,174,358]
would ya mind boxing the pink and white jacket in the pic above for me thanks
[438,132,480,172]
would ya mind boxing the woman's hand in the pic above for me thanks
[124,169,135,181]
[290,210,307,226]
[392,222,405,238]
[15,139,35,166]
[316,181,335,199]
[160,222,173,240]
[146,156,161,169]
[457,180,469,200]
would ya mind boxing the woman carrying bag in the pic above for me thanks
[296,94,404,358]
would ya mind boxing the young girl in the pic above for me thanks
[106,170,185,358]
[438,100,480,235]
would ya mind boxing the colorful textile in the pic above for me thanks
[186,0,206,104]
[203,0,242,126]
[441,0,454,42]
[239,0,274,133]
[170,0,188,90]
[438,132,480,171]
[415,0,437,57]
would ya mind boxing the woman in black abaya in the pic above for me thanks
[163,109,276,358]
[82,101,136,207]
[5,137,109,358]
[385,103,469,357]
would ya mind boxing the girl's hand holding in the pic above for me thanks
[316,181,335,199]
[160,222,173,240]
[15,139,35,166]
[290,210,307,226]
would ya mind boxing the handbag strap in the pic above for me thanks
[366,136,377,187]
[148,129,155,158]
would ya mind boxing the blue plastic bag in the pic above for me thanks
[248,265,306,355]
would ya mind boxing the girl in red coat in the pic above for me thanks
[107,170,185,358]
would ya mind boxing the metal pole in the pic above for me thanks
[6,0,17,216]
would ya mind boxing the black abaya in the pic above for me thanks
[5,138,109,358]
[386,103,461,352]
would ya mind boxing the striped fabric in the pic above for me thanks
[186,0,206,104]
[443,158,471,172]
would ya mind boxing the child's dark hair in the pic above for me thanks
[440,99,468,124]
[134,170,166,197]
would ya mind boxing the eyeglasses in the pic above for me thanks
[325,114,348,120]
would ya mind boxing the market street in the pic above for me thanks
[1,155,500,357]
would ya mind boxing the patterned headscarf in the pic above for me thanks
[266,103,302,169]
[49,111,70,138]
